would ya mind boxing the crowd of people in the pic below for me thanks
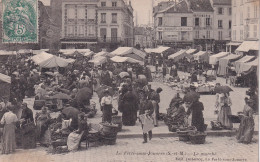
[0,49,257,154]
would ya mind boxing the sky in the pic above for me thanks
[31,0,166,26]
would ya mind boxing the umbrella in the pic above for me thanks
[214,86,233,94]
[183,91,200,103]
[119,72,129,78]
[96,85,114,99]
[51,92,71,100]
[62,107,80,120]
[75,87,93,106]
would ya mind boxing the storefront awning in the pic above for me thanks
[235,41,259,52]
[226,42,241,46]
[209,52,229,65]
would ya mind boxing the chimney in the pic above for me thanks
[185,0,191,11]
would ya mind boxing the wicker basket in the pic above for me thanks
[100,136,117,145]
[111,116,122,124]
[177,131,190,141]
[100,123,119,134]
[168,125,178,132]
[189,133,207,144]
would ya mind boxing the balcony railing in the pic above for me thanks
[98,37,122,43]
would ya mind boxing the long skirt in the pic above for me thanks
[67,132,84,151]
[152,101,158,126]
[102,104,112,123]
[236,117,254,143]
[217,106,233,129]
[2,124,16,154]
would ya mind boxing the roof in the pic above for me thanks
[219,54,240,61]
[212,0,231,5]
[209,52,229,64]
[188,0,214,12]
[145,46,170,54]
[185,49,197,54]
[241,58,258,72]
[94,51,109,58]
[110,56,143,65]
[234,55,256,73]
[0,73,11,84]
[110,47,146,59]
[161,1,192,13]
[89,56,107,65]
[236,41,259,52]
[168,49,188,61]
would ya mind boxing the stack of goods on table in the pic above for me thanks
[99,122,119,145]
[191,82,215,93]
[176,126,207,144]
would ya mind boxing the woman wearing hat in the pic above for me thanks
[236,98,255,144]
[1,105,18,154]
[101,89,113,123]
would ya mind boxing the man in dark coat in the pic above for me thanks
[186,99,205,132]
[20,103,34,123]
[139,90,154,143]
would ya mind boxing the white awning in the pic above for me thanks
[236,41,259,52]
[110,56,143,65]
[226,42,242,46]
[89,56,107,65]
[209,52,229,64]
[240,58,259,72]
[234,55,256,73]
[144,46,170,54]
[168,49,187,61]
[185,49,197,54]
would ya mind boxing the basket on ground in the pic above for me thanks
[177,131,190,141]
[189,132,207,144]
[100,123,119,134]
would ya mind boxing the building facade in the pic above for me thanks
[134,26,154,48]
[210,0,232,53]
[153,0,194,49]
[60,0,134,51]
[231,0,259,53]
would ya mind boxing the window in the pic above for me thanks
[218,8,223,15]
[158,17,162,26]
[78,25,85,36]
[240,30,243,40]
[254,6,258,18]
[101,13,106,23]
[218,20,223,28]
[112,13,117,23]
[111,28,118,42]
[158,32,162,40]
[181,31,188,40]
[206,31,210,39]
[206,18,210,26]
[195,18,199,26]
[101,2,106,7]
[248,25,251,38]
[218,31,222,40]
[100,28,107,42]
[67,7,75,19]
[234,14,236,25]
[229,8,232,15]
[67,25,74,36]
[229,21,232,29]
[247,6,250,18]
[240,12,243,25]
[88,25,95,36]
[77,7,85,20]
[254,25,257,38]
[181,17,187,26]
[195,31,199,38]
[112,2,117,7]
[229,31,231,38]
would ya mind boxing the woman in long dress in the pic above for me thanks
[236,98,255,144]
[35,106,51,146]
[217,93,233,129]
[101,90,113,123]
[1,106,18,154]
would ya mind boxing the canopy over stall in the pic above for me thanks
[0,73,11,101]
[234,55,255,74]
[84,51,95,57]
[94,51,110,58]
[217,54,241,76]
[88,56,107,66]
[144,46,170,54]
[32,49,49,55]
[110,56,143,65]
[193,51,209,63]
[17,49,33,54]
[185,49,197,55]
[60,49,93,56]
[209,52,229,65]
[32,52,75,68]
[235,41,259,52]
[110,47,146,61]
[168,49,187,61]
[0,50,17,56]
[240,57,258,73]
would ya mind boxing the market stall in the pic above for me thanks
[185,49,197,55]
[193,51,209,63]
[209,52,229,65]
[32,49,49,55]
[94,51,110,58]
[240,57,258,73]
[88,56,107,66]
[234,55,255,74]
[144,46,170,54]
[217,54,241,76]
[109,47,146,61]
[168,49,188,61]
[60,49,94,57]
[235,41,259,52]
[110,56,143,65]
[32,51,75,68]
[0,73,11,101]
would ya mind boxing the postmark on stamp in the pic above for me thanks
[2,0,38,43]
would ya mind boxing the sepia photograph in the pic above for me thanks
[0,0,259,161]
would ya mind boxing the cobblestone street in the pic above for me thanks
[1,136,258,162]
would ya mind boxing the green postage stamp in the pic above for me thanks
[2,0,38,43]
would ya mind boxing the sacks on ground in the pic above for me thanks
[67,131,84,151]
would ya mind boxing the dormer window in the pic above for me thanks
[101,2,106,7]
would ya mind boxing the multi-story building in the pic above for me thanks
[134,26,154,48]
[153,0,194,49]
[189,0,214,51]
[231,0,259,54]
[60,0,134,50]
[210,0,232,53]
